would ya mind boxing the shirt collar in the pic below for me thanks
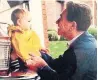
[68,32,84,46]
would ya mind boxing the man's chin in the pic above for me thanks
[58,31,60,35]
[58,32,62,36]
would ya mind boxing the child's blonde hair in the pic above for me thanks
[11,8,28,25]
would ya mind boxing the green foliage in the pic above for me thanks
[47,29,56,32]
[49,41,68,58]
[88,27,97,39]
[48,27,97,41]
[48,30,59,41]
[48,29,66,41]
[59,36,66,41]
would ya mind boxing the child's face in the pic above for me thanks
[18,13,31,30]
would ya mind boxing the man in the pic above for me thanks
[16,1,97,80]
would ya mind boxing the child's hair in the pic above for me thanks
[11,8,28,25]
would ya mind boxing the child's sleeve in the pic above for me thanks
[13,31,42,62]
[32,31,42,49]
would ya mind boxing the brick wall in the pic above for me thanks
[41,0,49,48]
[41,1,64,48]
[45,1,63,30]
[80,0,97,26]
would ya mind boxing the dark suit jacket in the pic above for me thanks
[38,32,97,80]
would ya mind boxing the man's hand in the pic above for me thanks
[25,59,34,66]
[26,54,48,71]
[39,48,49,54]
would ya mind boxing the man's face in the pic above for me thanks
[56,10,72,39]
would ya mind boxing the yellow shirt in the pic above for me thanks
[8,26,41,62]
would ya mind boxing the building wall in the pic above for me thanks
[41,1,64,48]
[78,0,97,27]
[41,0,49,48]
[94,1,97,26]
[41,1,63,48]
[45,1,62,30]
[0,1,23,36]
[29,0,45,48]
[0,0,10,12]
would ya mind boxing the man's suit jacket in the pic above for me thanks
[70,31,97,80]
[38,31,97,80]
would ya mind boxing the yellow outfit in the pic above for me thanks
[8,25,41,62]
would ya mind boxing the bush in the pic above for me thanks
[48,30,59,41]
[48,27,97,41]
[59,36,66,41]
[48,29,67,41]
[88,27,97,39]
[47,29,56,32]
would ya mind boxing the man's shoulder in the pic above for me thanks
[72,32,97,49]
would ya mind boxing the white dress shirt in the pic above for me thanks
[68,32,84,47]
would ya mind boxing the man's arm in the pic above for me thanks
[37,66,59,80]
[40,47,77,80]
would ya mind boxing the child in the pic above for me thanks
[8,8,42,76]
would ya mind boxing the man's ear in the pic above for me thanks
[69,21,77,32]
[72,21,77,28]
[17,19,21,26]
[71,21,77,30]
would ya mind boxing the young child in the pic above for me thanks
[8,8,42,76]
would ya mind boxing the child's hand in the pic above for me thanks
[11,53,18,60]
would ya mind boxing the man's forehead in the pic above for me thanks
[61,2,67,14]
[60,9,66,16]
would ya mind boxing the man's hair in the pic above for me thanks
[11,9,27,25]
[66,1,92,31]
